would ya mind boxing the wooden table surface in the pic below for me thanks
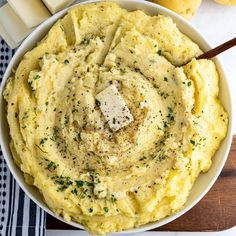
[46,136,236,232]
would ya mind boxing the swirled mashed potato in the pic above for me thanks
[3,2,228,234]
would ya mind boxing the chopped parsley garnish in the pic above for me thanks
[58,177,72,185]
[163,121,168,128]
[158,154,166,161]
[86,182,95,187]
[190,140,196,146]
[64,116,69,125]
[187,81,192,87]
[28,81,33,88]
[72,108,78,113]
[111,195,117,204]
[47,161,58,171]
[57,186,67,192]
[71,188,78,195]
[160,92,169,99]
[164,77,168,82]
[76,180,84,187]
[75,180,95,188]
[157,50,162,55]
[153,154,166,162]
[88,208,93,213]
[54,176,73,192]
[40,138,48,145]
[64,59,70,64]
[120,68,126,75]
[34,75,40,80]
[55,179,64,185]
[80,38,90,45]
[104,207,109,213]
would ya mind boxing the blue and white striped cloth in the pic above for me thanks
[0,35,46,236]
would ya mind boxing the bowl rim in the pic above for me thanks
[0,0,234,234]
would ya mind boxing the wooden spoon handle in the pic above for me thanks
[197,37,236,60]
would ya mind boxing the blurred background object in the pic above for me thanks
[214,0,236,5]
[0,3,34,48]
[0,0,76,48]
[42,0,76,14]
[150,0,202,19]
[149,0,236,19]
[8,0,51,28]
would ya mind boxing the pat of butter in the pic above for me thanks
[96,85,134,131]
[42,0,76,14]
[0,3,33,48]
[8,0,51,28]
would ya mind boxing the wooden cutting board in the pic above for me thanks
[46,136,236,232]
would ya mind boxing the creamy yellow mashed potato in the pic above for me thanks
[3,2,228,235]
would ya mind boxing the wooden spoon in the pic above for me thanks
[183,37,236,65]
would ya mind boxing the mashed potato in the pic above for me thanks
[3,2,228,234]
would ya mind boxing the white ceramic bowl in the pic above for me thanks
[0,0,234,234]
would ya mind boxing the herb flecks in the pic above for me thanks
[104,207,109,213]
[76,180,84,188]
[153,153,167,162]
[64,116,69,126]
[111,195,117,204]
[53,175,73,192]
[120,68,126,75]
[71,188,78,195]
[80,38,90,45]
[34,75,40,80]
[40,138,48,145]
[64,59,70,64]
[190,140,196,146]
[46,161,58,171]
[72,108,78,113]
[28,81,33,89]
